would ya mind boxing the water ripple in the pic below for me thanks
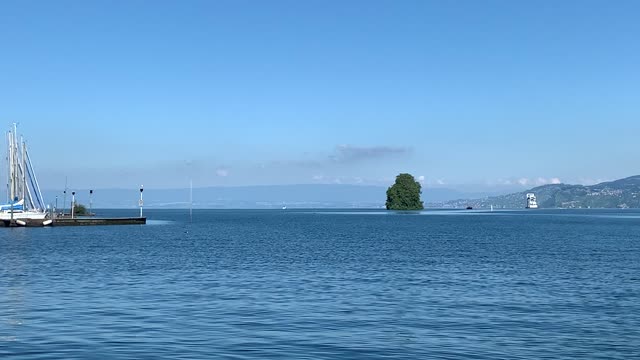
[1,209,639,359]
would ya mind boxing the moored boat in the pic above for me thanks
[0,124,48,221]
[526,193,538,209]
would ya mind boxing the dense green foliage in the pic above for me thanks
[386,173,424,210]
[74,203,88,215]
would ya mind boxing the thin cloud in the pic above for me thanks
[495,177,563,187]
[309,175,390,186]
[577,177,611,185]
[270,144,412,169]
[534,177,562,185]
[330,145,412,163]
[215,168,230,177]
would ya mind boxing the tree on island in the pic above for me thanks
[73,203,88,215]
[386,173,424,210]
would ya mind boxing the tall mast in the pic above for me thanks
[8,126,15,202]
[6,130,10,202]
[26,149,45,210]
[22,137,27,206]
[13,124,18,201]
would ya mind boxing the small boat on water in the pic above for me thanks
[0,124,48,222]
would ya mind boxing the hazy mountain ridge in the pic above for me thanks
[438,176,640,209]
[41,184,500,209]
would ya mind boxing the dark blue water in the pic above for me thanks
[1,209,639,359]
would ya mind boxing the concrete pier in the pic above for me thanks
[53,217,146,226]
[1,217,146,227]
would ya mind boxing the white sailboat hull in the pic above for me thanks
[0,211,47,220]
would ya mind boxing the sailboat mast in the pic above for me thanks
[22,137,27,206]
[8,127,15,202]
[13,124,19,202]
[27,149,45,210]
[6,131,11,202]
[1,123,47,219]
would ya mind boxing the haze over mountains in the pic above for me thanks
[441,176,640,209]
[41,176,640,209]
[42,185,498,209]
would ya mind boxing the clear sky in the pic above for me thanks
[1,0,638,191]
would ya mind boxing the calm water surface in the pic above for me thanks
[1,209,639,359]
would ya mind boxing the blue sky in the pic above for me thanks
[1,0,638,191]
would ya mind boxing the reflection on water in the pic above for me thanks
[2,231,29,345]
[312,208,640,219]
[145,219,175,225]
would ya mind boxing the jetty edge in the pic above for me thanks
[1,217,146,227]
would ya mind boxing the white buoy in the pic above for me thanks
[42,219,53,226]
[15,219,26,226]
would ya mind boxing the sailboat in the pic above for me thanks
[0,124,47,221]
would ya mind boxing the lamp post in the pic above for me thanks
[71,191,76,219]
[63,176,68,216]
[89,189,93,216]
[139,185,144,218]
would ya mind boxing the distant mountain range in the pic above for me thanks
[41,184,500,209]
[437,176,640,209]
[43,177,640,209]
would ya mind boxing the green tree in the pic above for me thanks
[73,203,88,215]
[386,173,424,210]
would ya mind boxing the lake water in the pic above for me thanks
[1,209,639,359]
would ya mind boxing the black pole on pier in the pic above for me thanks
[63,176,68,216]
[139,186,144,218]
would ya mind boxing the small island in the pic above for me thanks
[386,173,424,210]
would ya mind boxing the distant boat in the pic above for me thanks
[282,206,287,210]
[526,193,538,209]
[0,124,47,221]
[466,206,473,210]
